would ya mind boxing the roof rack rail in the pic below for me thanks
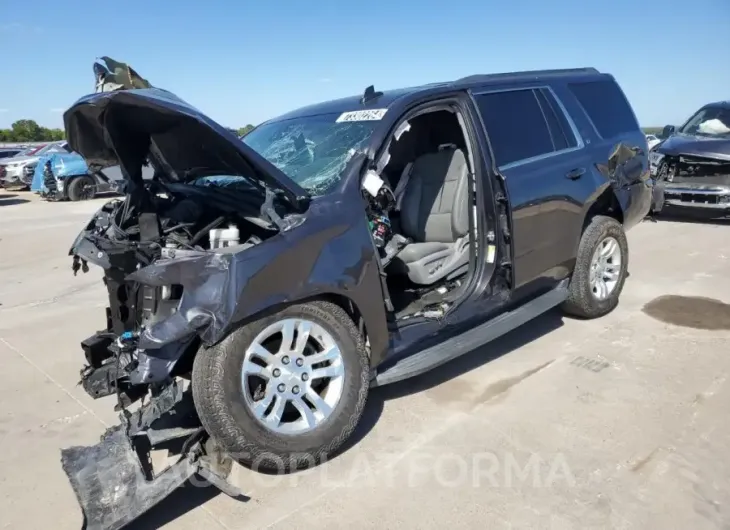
[455,68,599,85]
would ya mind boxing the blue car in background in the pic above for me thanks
[31,149,125,201]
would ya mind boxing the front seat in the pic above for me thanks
[390,146,471,285]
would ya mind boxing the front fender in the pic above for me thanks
[129,196,390,369]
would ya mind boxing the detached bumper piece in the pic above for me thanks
[61,425,197,530]
[61,381,242,530]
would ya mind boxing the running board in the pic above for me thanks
[373,280,569,387]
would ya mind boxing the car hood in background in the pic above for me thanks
[656,133,730,161]
[63,88,311,209]
[0,155,40,166]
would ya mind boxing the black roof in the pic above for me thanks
[703,100,730,109]
[265,68,603,124]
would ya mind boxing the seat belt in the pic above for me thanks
[393,162,413,211]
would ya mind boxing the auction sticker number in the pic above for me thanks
[336,109,388,123]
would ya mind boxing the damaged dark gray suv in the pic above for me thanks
[650,100,730,213]
[61,60,652,529]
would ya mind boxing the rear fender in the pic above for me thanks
[581,140,652,233]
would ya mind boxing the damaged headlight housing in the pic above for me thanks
[127,251,234,349]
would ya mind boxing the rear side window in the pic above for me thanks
[568,80,639,138]
[474,88,577,167]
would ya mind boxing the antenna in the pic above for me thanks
[361,85,384,104]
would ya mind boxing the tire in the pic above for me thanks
[561,215,629,319]
[192,300,370,472]
[67,175,96,201]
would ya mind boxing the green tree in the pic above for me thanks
[238,124,255,137]
[10,119,43,142]
[0,120,65,142]
[48,128,65,141]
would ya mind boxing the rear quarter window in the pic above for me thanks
[474,88,579,167]
[568,80,639,139]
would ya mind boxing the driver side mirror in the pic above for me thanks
[661,125,676,138]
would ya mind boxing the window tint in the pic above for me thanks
[474,89,554,167]
[538,89,578,149]
[568,80,638,138]
[535,89,569,151]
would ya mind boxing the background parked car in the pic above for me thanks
[649,101,730,213]
[0,147,24,159]
[0,141,69,188]
[31,148,152,201]
[0,144,44,186]
[646,134,661,150]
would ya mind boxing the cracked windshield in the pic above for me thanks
[242,113,378,196]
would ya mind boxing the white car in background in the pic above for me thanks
[0,141,70,187]
[646,134,661,150]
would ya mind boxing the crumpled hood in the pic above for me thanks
[656,133,730,161]
[63,88,310,209]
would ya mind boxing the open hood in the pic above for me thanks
[657,133,730,162]
[63,87,311,209]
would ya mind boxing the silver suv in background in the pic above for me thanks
[0,147,24,160]
[0,141,70,188]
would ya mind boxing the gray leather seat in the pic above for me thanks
[390,147,470,285]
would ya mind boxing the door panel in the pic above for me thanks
[502,149,595,286]
[472,87,591,289]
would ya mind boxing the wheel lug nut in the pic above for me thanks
[282,356,290,365]
[296,358,304,367]
[292,385,300,394]
[277,384,286,392]
[273,368,281,377]
[301,373,309,382]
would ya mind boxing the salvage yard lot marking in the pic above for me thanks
[335,109,388,122]
[570,355,610,373]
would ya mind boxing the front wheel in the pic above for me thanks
[561,215,629,319]
[192,301,370,471]
[66,175,97,201]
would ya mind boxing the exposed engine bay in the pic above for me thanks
[72,179,284,401]
[656,154,730,183]
[654,154,730,209]
[65,179,287,529]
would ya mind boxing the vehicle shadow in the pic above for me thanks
[125,481,234,530]
[128,310,564,526]
[343,308,565,450]
[0,193,29,206]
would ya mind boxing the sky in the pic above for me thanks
[1,0,728,130]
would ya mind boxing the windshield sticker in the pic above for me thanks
[335,109,388,123]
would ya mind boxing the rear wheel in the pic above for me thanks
[67,175,96,201]
[192,301,369,471]
[561,215,629,319]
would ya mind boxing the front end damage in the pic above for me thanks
[63,200,259,528]
[62,380,238,530]
[59,57,311,529]
[652,153,730,211]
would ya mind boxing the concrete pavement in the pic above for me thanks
[1,189,729,529]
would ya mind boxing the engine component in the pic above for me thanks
[209,224,240,249]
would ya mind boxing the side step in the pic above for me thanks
[374,280,569,387]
